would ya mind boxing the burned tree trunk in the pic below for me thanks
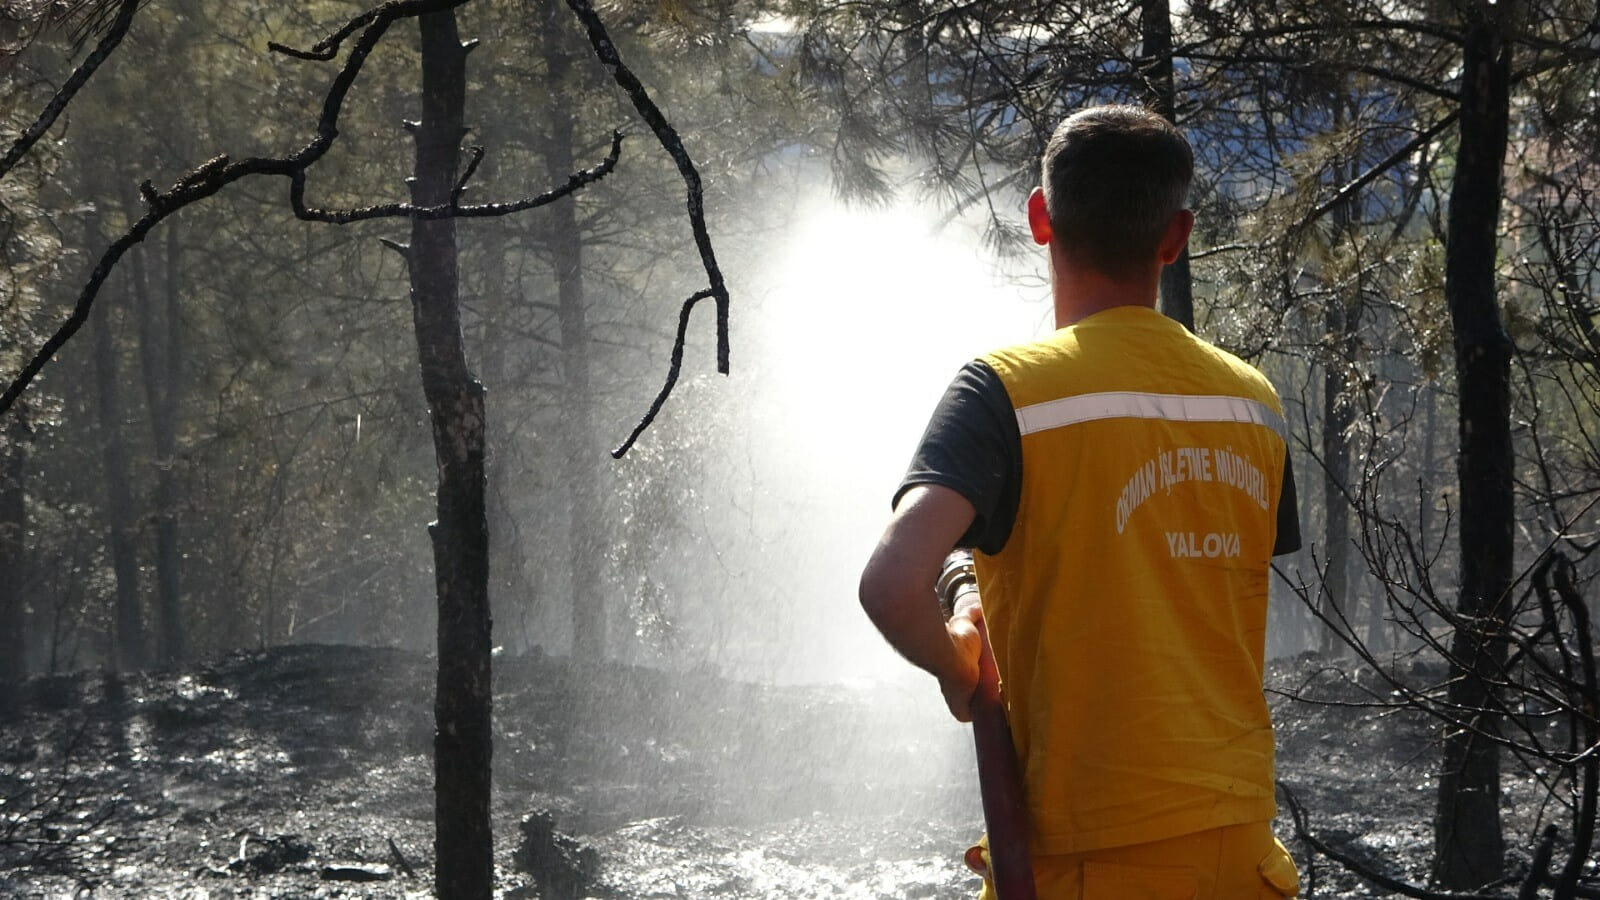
[406,10,492,899]
[133,225,185,665]
[542,3,606,662]
[477,180,538,654]
[1319,306,1353,656]
[1140,0,1193,331]
[1418,384,1439,559]
[1433,2,1515,888]
[0,406,28,683]
[92,249,145,673]
[1320,105,1360,658]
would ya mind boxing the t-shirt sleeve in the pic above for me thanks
[892,360,1022,555]
[1272,451,1302,556]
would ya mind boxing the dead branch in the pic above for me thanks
[386,836,416,878]
[561,0,730,458]
[0,0,628,420]
[0,0,139,181]
[0,715,119,871]
[1518,825,1559,900]
[287,130,623,224]
[265,0,451,61]
[1546,551,1599,897]
[1280,783,1514,900]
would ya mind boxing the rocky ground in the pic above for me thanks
[0,645,1589,898]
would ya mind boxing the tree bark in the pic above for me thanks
[1319,309,1353,656]
[1433,2,1515,887]
[1141,0,1194,331]
[93,235,145,673]
[478,179,537,655]
[1418,384,1438,563]
[408,11,493,899]
[0,406,29,684]
[1320,95,1359,658]
[133,225,185,666]
[543,2,606,662]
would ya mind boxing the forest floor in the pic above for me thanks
[0,644,1583,898]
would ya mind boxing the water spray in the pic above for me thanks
[936,551,1036,900]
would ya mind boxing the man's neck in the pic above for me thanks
[1049,249,1161,329]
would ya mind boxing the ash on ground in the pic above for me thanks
[0,645,1570,897]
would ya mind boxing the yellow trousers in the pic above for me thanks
[973,821,1300,899]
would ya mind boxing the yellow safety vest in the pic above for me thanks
[974,305,1289,855]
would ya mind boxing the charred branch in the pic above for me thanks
[0,0,139,181]
[610,287,718,459]
[265,0,463,61]
[0,0,630,421]
[0,716,119,871]
[1281,783,1537,900]
[561,0,730,458]
[286,130,623,224]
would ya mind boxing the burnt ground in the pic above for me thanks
[0,645,1587,898]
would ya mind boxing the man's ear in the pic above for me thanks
[1158,209,1195,264]
[1027,188,1053,246]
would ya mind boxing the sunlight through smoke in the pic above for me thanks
[736,194,1049,688]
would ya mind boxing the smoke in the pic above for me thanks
[691,189,1052,687]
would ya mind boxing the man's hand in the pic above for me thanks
[940,600,985,722]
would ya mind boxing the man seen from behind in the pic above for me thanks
[859,105,1303,899]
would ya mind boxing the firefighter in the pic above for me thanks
[860,105,1303,899]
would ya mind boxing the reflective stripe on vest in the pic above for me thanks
[1014,391,1287,441]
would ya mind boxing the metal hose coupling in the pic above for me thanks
[936,549,979,619]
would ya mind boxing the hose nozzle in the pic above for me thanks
[935,550,978,619]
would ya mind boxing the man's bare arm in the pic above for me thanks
[859,484,985,721]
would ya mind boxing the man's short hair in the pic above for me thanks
[1040,105,1193,280]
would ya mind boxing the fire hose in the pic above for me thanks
[937,551,1037,900]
